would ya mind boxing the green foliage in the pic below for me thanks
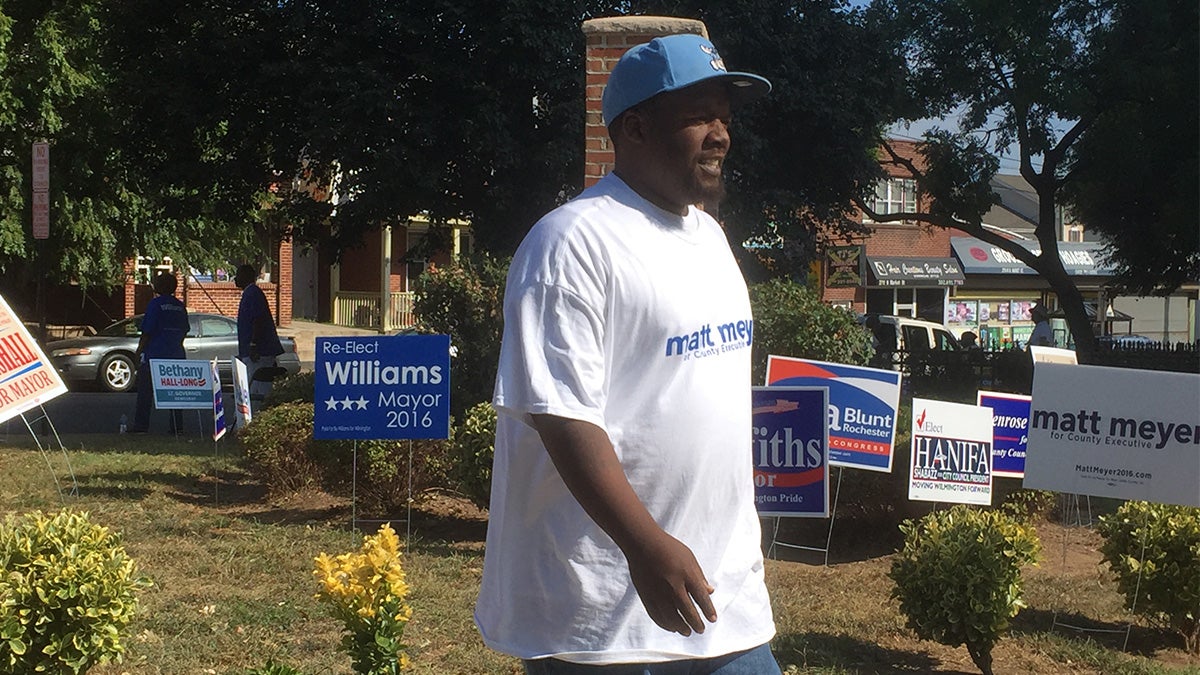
[889,505,1041,675]
[748,278,873,383]
[453,402,497,508]
[413,255,508,419]
[238,402,330,495]
[263,370,316,409]
[1096,501,1200,653]
[238,402,451,516]
[0,509,149,674]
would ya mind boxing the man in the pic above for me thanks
[235,264,284,399]
[476,34,779,673]
[1028,304,1053,348]
[130,272,189,433]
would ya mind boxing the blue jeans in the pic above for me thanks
[523,643,780,675]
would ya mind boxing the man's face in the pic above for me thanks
[634,81,732,214]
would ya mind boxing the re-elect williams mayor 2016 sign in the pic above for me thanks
[314,335,451,440]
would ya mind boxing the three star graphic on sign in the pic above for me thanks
[325,396,369,411]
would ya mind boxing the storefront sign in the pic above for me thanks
[951,237,1117,276]
[909,398,994,505]
[751,387,830,517]
[866,256,964,287]
[1024,363,1199,507]
[766,356,902,473]
[825,246,864,288]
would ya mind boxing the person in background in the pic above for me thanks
[959,331,981,350]
[1028,304,1053,348]
[475,33,779,674]
[235,264,284,399]
[129,272,188,433]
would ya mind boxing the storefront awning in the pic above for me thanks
[866,256,965,287]
[950,237,1117,276]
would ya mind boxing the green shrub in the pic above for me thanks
[239,402,452,516]
[453,402,497,508]
[0,509,149,674]
[889,505,1041,675]
[1096,501,1200,654]
[238,402,330,494]
[748,279,873,384]
[412,254,509,419]
[263,370,316,408]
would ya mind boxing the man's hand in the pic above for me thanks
[625,529,717,636]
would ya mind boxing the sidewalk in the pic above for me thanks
[278,319,382,366]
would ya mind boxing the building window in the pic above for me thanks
[1065,225,1084,242]
[866,178,917,222]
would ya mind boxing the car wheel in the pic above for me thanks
[99,353,136,393]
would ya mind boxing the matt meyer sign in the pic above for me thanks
[314,335,451,440]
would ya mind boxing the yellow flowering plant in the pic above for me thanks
[314,524,413,673]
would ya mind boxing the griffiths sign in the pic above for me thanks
[314,335,451,440]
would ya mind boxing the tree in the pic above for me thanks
[0,1,138,288]
[1060,0,1199,296]
[864,0,1199,358]
[639,0,906,281]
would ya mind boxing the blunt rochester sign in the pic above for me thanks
[314,335,451,440]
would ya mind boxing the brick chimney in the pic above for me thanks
[580,17,708,188]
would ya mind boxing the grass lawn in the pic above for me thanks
[1,433,1196,674]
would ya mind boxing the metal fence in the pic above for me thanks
[887,341,1198,401]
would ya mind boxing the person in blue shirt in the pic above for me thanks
[129,272,189,433]
[235,264,284,399]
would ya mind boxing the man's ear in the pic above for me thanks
[615,108,651,146]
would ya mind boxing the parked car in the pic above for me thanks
[1098,334,1158,347]
[46,313,300,392]
[862,314,961,352]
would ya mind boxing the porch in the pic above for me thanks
[332,291,417,332]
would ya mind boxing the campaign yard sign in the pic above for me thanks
[977,391,1032,479]
[751,386,829,518]
[314,334,451,440]
[766,356,902,473]
[149,359,213,409]
[1024,363,1199,507]
[0,294,68,424]
[211,359,226,441]
[909,398,994,505]
[232,357,252,428]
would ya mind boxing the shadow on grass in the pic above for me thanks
[1011,607,1185,659]
[773,631,950,674]
[765,513,910,565]
[74,469,213,501]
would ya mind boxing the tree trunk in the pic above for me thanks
[966,639,994,675]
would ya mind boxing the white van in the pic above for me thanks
[862,314,961,355]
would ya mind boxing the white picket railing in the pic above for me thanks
[332,291,416,330]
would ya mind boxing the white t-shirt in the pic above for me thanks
[475,173,774,664]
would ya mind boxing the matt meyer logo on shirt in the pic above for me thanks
[664,318,753,361]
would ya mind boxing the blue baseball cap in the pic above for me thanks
[602,33,771,127]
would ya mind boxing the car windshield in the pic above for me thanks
[97,317,141,337]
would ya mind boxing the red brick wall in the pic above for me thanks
[581,17,708,187]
